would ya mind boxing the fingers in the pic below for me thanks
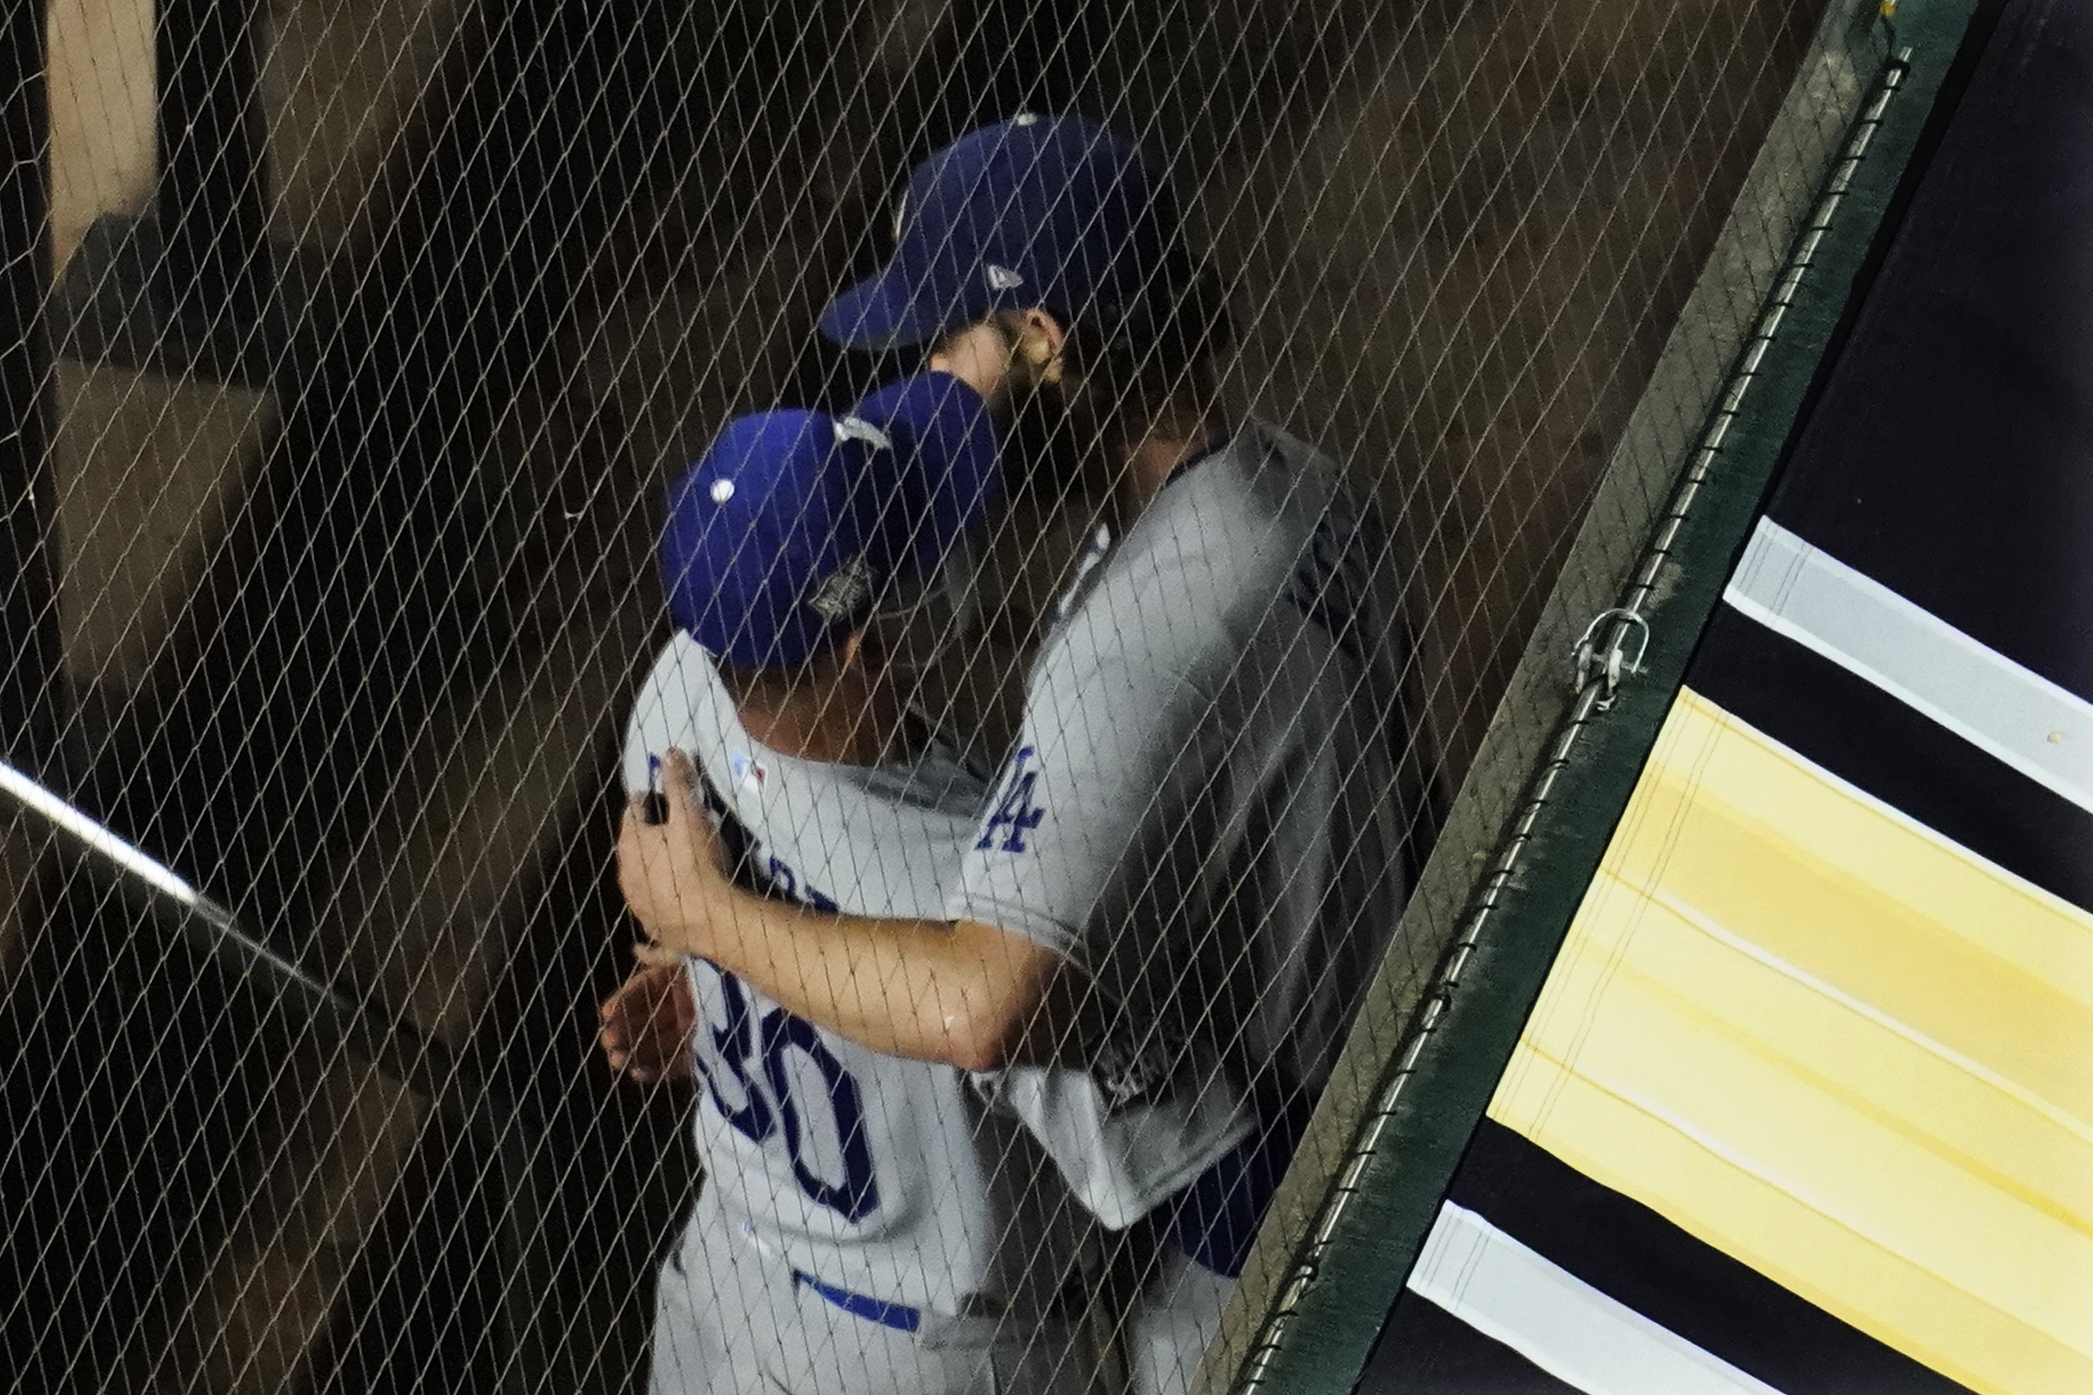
[615,802,645,900]
[633,940,683,969]
[662,747,703,823]
[598,1008,640,1076]
[610,761,705,1077]
[599,1001,670,1083]
[599,960,675,1074]
[598,979,638,1055]
[664,748,731,878]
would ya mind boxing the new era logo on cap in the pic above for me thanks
[819,114,1176,350]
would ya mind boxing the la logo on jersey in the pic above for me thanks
[977,745,1045,853]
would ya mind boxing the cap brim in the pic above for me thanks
[819,267,964,352]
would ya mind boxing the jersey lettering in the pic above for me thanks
[977,745,1046,853]
[694,840,871,1219]
[697,969,881,1223]
[695,971,775,1143]
[763,1012,878,1221]
[763,851,840,914]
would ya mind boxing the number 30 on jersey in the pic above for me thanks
[695,970,879,1222]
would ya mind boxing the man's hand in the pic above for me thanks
[597,957,697,1084]
[617,748,728,957]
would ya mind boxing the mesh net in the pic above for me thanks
[6,0,1831,1390]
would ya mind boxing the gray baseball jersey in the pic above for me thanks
[626,632,1100,1313]
[629,634,1258,1335]
[950,418,1419,1144]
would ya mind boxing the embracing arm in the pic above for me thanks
[616,749,1060,1070]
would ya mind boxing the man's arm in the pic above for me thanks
[616,749,1059,1070]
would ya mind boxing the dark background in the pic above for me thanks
[2,0,1817,1387]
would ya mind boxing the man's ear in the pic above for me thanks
[1017,308,1067,383]
[839,630,865,671]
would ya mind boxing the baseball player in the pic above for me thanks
[619,116,1430,1395]
[608,372,1240,1395]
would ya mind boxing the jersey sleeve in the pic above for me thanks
[621,644,684,799]
[945,631,1221,967]
[945,478,1304,1057]
[622,635,743,806]
[977,1057,1252,1230]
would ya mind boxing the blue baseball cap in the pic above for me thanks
[820,114,1178,351]
[662,372,998,671]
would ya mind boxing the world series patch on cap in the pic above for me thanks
[661,372,998,672]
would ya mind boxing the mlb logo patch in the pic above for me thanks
[728,751,767,795]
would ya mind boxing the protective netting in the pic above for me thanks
[5,0,1828,1391]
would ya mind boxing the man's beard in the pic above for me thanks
[988,362,1120,515]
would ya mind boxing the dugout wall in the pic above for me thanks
[0,0,1865,1390]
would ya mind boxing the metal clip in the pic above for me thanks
[1572,607,1651,710]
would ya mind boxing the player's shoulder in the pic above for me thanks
[1033,422,1384,705]
[1241,415,1341,475]
[845,731,994,818]
[630,630,739,738]
[1115,421,1350,601]
[1143,418,1341,532]
[622,631,735,791]
[1233,417,1359,526]
[632,628,711,703]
